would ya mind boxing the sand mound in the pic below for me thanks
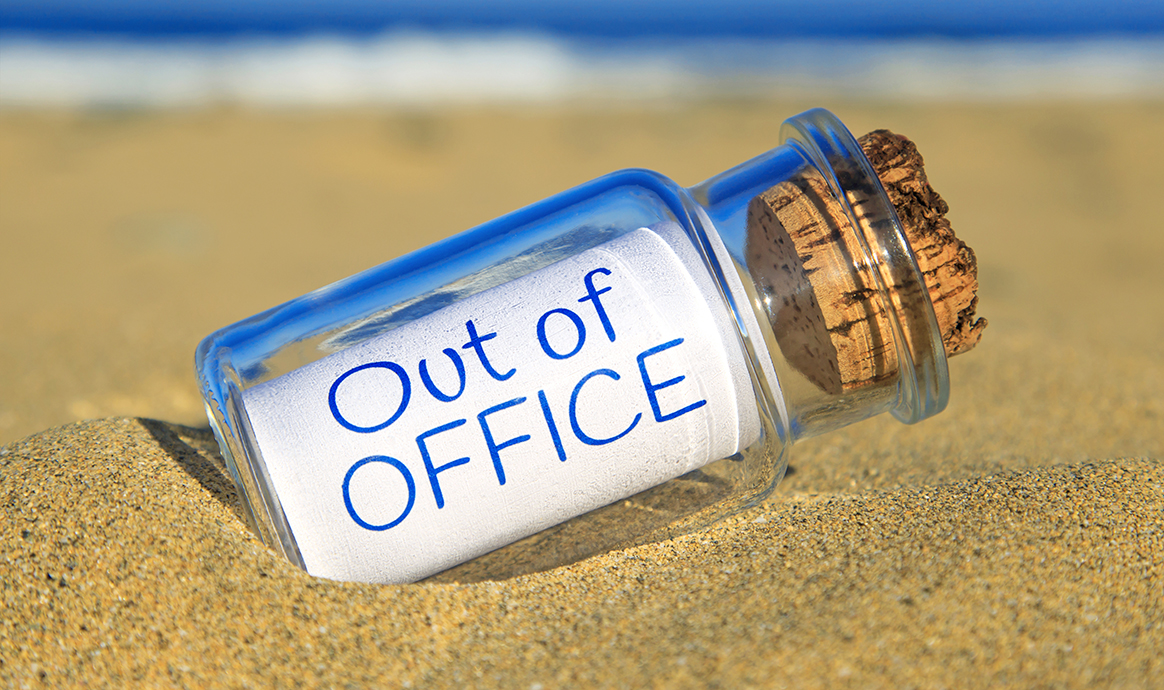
[2,417,1160,687]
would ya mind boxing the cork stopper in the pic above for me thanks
[746,130,986,395]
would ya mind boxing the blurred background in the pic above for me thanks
[3,1,1164,105]
[1,1,1162,473]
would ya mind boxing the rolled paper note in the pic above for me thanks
[242,223,760,583]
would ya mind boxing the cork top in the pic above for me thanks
[745,128,985,396]
[858,130,986,357]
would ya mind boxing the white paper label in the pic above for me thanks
[243,222,760,583]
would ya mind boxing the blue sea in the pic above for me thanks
[1,0,1161,106]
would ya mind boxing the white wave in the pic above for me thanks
[1,32,1161,107]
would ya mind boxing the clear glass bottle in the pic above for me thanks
[196,108,949,584]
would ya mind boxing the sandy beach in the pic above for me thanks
[2,101,1162,686]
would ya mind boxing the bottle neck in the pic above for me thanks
[688,108,949,442]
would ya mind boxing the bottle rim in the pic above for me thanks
[778,108,950,424]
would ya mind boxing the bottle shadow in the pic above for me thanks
[138,418,247,525]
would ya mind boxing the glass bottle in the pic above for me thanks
[195,108,950,584]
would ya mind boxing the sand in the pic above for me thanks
[2,101,1162,687]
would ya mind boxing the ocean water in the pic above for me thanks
[1,33,1161,107]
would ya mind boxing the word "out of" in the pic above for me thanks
[332,266,707,531]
